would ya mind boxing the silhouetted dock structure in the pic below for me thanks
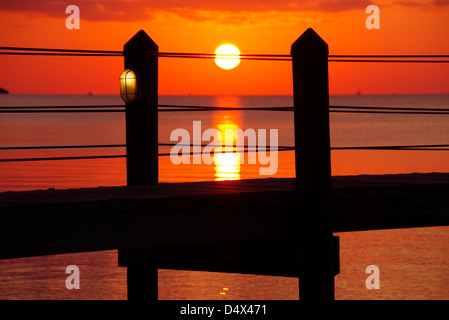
[1,173,449,256]
[0,28,448,301]
[1,173,449,295]
[0,173,449,299]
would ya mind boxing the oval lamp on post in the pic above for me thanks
[119,69,139,103]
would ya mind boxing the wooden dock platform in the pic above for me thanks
[1,172,448,261]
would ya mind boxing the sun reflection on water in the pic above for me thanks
[214,122,241,181]
[213,97,242,181]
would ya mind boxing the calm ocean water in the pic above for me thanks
[0,94,448,299]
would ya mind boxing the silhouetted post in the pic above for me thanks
[124,29,158,185]
[126,264,158,301]
[291,28,335,300]
[120,30,159,301]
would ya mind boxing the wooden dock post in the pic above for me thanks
[291,28,335,300]
[119,30,159,300]
[124,30,158,186]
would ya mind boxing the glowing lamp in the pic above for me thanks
[119,69,139,102]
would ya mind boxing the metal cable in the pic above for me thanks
[0,144,126,151]
[0,147,294,163]
[2,144,449,162]
[0,105,124,109]
[1,47,448,62]
[0,109,124,113]
[1,104,449,114]
[331,105,449,112]
[0,143,292,151]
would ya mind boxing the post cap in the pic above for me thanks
[124,30,158,52]
[291,28,328,55]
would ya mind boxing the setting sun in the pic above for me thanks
[214,44,241,70]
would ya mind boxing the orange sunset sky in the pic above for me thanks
[0,0,448,96]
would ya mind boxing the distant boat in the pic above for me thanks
[87,92,93,95]
[356,90,362,96]
[0,88,9,94]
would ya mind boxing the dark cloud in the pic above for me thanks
[433,0,449,6]
[390,0,449,10]
[1,0,372,22]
